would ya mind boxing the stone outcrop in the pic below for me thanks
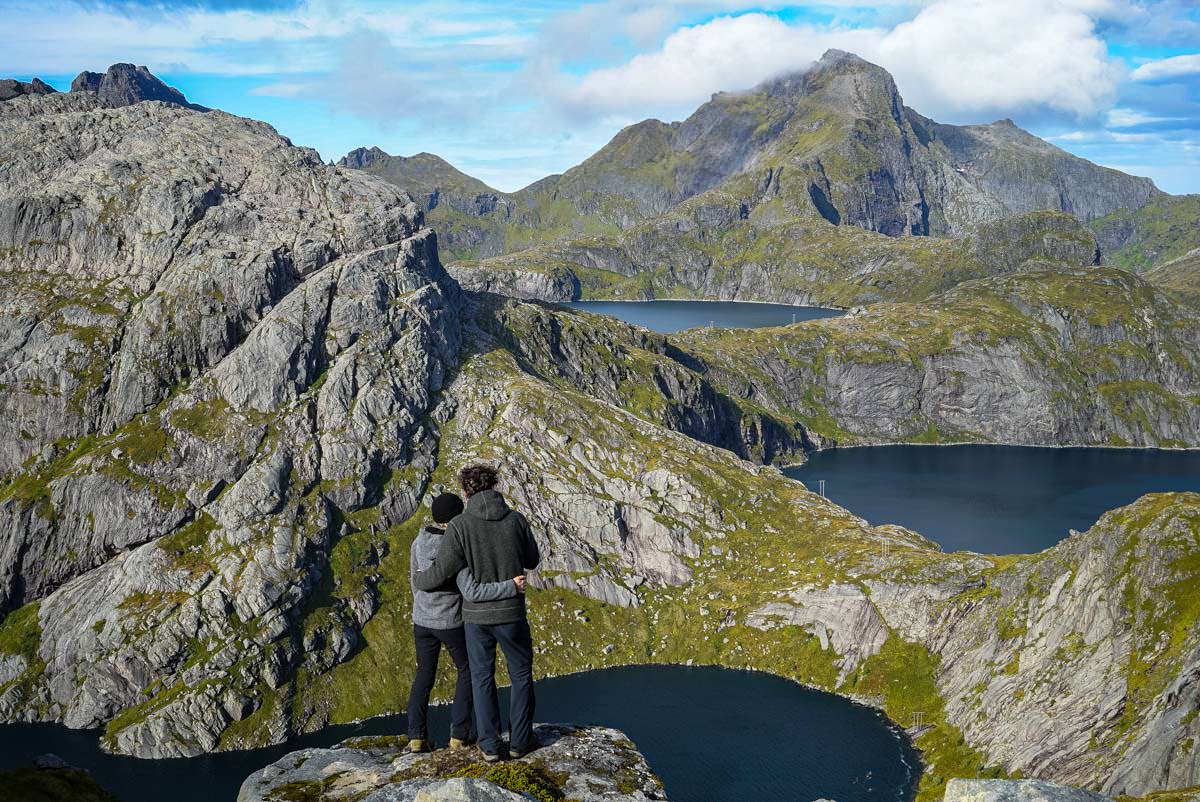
[70,63,207,111]
[943,779,1115,802]
[238,725,667,802]
[0,78,56,101]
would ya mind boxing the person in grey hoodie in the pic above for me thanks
[407,492,525,753]
[414,465,541,762]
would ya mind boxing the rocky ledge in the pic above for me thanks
[238,724,667,802]
[943,779,1117,802]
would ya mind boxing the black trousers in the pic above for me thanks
[406,624,474,741]
[464,619,536,755]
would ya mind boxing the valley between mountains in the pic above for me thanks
[0,55,1198,802]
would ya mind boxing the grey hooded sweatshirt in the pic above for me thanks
[410,524,518,630]
[414,489,540,625]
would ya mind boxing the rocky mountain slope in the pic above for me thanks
[0,71,1198,802]
[448,207,1101,307]
[675,266,1200,449]
[346,50,1156,287]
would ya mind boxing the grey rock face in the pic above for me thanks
[238,725,668,802]
[868,493,1200,797]
[677,267,1200,449]
[0,78,56,102]
[0,91,460,755]
[449,264,579,302]
[943,779,1115,802]
[70,64,207,111]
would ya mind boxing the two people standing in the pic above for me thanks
[407,464,542,762]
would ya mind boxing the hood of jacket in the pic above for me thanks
[465,489,511,522]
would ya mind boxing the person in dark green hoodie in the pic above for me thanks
[413,464,541,762]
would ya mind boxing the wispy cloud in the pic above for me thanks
[1131,53,1200,81]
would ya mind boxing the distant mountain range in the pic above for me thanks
[338,50,1198,307]
[341,51,1156,250]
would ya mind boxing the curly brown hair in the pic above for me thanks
[458,463,499,497]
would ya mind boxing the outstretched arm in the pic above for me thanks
[457,567,521,603]
[414,525,467,591]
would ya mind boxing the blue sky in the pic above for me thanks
[3,0,1199,194]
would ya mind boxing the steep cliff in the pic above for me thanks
[677,267,1200,448]
[0,90,460,757]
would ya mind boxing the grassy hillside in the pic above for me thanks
[1091,195,1200,271]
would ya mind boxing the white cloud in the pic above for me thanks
[553,0,1122,123]
[1050,129,1156,143]
[554,14,869,118]
[873,0,1120,120]
[1105,107,1180,127]
[1131,53,1200,82]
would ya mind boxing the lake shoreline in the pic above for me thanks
[567,297,849,313]
[780,439,1200,470]
[0,665,921,802]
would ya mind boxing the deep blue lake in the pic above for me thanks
[0,665,917,802]
[568,299,842,332]
[787,445,1200,554]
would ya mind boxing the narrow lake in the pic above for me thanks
[787,444,1200,554]
[0,665,918,802]
[568,299,842,332]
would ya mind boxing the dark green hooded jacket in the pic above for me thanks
[413,489,541,625]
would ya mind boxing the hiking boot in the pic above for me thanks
[480,748,506,763]
[449,737,474,750]
[405,738,429,754]
[510,743,539,759]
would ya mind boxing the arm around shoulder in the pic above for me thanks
[457,568,519,603]
[413,525,467,591]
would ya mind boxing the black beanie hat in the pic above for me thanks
[431,492,464,524]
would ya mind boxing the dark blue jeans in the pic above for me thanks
[407,624,474,742]
[464,619,536,755]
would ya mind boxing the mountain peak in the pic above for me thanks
[338,146,391,169]
[817,48,867,67]
[70,63,207,111]
[0,77,57,102]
